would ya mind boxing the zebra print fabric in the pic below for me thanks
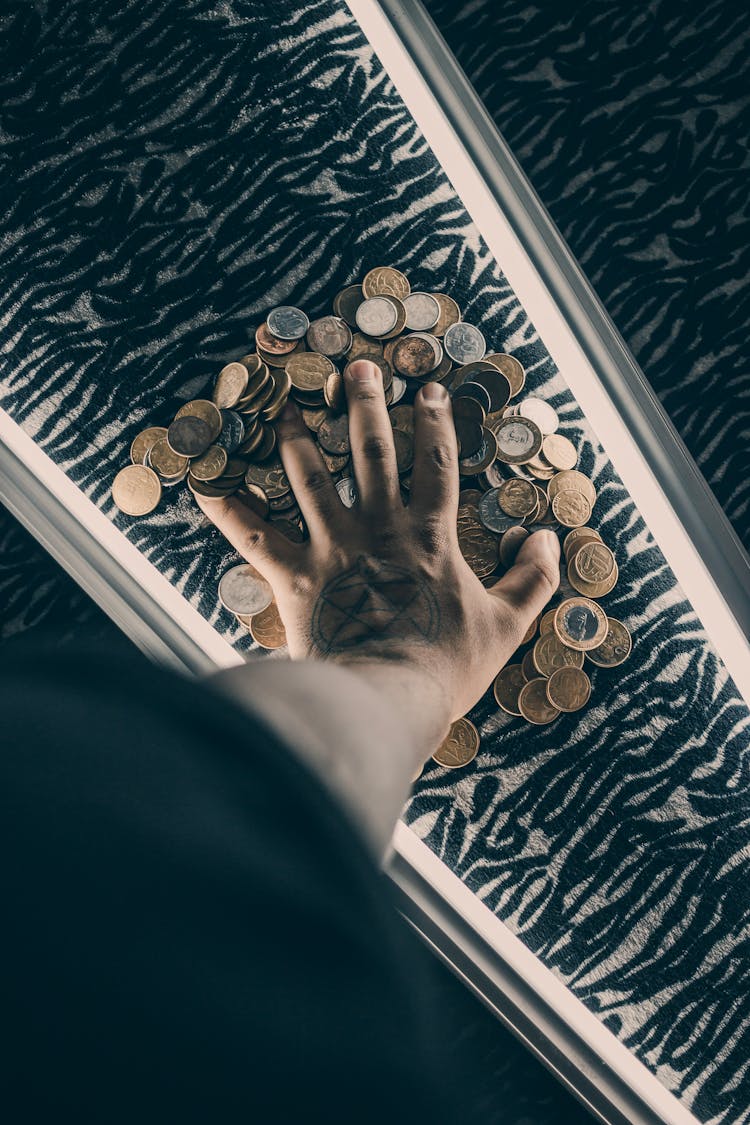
[0,2,749,1121]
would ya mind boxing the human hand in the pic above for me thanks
[196,359,560,724]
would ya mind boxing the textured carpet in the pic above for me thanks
[0,2,748,1122]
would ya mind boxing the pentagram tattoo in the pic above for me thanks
[310,555,440,654]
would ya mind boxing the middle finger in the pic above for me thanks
[344,359,401,514]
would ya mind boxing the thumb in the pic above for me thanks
[487,528,560,628]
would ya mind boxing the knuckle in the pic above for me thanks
[426,440,455,471]
[241,525,268,555]
[361,433,393,462]
[351,386,382,405]
[302,468,333,495]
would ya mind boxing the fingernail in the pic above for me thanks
[421,382,447,401]
[346,360,379,382]
[280,400,298,421]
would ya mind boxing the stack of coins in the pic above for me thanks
[112,264,633,769]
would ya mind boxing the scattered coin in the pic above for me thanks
[430,293,461,336]
[547,470,597,508]
[551,489,592,528]
[432,717,480,769]
[498,479,538,518]
[332,286,364,327]
[484,354,525,397]
[166,416,213,458]
[336,476,358,508]
[130,426,167,466]
[248,600,288,649]
[546,667,592,712]
[532,632,585,676]
[267,306,310,340]
[478,489,521,535]
[519,678,561,725]
[175,400,223,441]
[403,292,440,330]
[306,315,352,358]
[287,351,334,392]
[149,438,190,480]
[443,321,486,365]
[492,417,543,464]
[362,266,411,301]
[586,618,633,667]
[256,322,298,356]
[553,597,608,651]
[393,335,438,378]
[493,664,526,716]
[112,464,162,516]
[218,562,273,617]
[190,444,228,481]
[518,397,559,435]
[542,433,578,471]
[212,363,249,409]
[457,506,500,578]
[355,296,399,337]
[499,525,529,568]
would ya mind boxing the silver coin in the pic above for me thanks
[166,416,212,458]
[218,563,273,616]
[306,315,352,358]
[518,397,559,435]
[409,331,443,369]
[390,375,407,405]
[478,489,522,535]
[216,410,246,453]
[267,305,310,341]
[403,292,440,331]
[443,322,486,365]
[336,477,358,508]
[355,296,398,337]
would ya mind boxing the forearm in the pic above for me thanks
[209,655,452,862]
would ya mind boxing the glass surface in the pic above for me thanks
[0,3,748,1122]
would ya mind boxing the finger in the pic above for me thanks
[344,359,401,514]
[195,491,302,586]
[408,382,459,527]
[487,529,560,641]
[272,400,347,541]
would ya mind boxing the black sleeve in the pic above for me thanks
[0,640,464,1124]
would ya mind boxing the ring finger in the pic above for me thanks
[345,359,401,514]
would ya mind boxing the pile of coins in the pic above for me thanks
[112,265,633,771]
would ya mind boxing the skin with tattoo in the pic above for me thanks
[196,359,560,854]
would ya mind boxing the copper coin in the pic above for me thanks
[130,426,167,466]
[175,399,223,442]
[287,351,335,392]
[244,457,291,500]
[317,414,351,455]
[166,416,212,458]
[539,608,558,635]
[306,315,352,358]
[256,322,298,356]
[564,526,602,556]
[532,632,585,677]
[568,560,619,599]
[249,601,288,650]
[518,678,561,725]
[457,506,500,578]
[547,470,596,508]
[392,428,414,474]
[521,649,538,682]
[432,717,480,769]
[493,664,526,716]
[388,404,415,435]
[499,525,529,568]
[572,541,615,584]
[393,335,437,378]
[546,667,591,712]
[586,618,633,667]
[553,598,608,651]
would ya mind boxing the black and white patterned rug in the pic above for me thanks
[1,3,748,1122]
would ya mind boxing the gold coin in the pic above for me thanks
[249,601,288,650]
[236,423,266,458]
[333,284,365,327]
[571,541,615,584]
[518,678,561,725]
[324,369,347,412]
[187,475,242,499]
[551,489,592,528]
[493,664,526,716]
[499,525,529,568]
[252,424,278,461]
[547,470,596,508]
[260,368,292,420]
[130,426,167,466]
[317,413,350,455]
[348,332,384,361]
[563,526,601,556]
[431,716,480,769]
[430,293,461,337]
[190,444,228,481]
[521,649,538,681]
[257,339,306,370]
[553,597,608,651]
[362,266,411,301]
[531,483,551,523]
[301,406,329,432]
[388,404,415,435]
[111,464,162,516]
[175,399,223,442]
[148,437,190,479]
[539,608,557,634]
[567,560,619,599]
[457,505,500,578]
[586,618,633,667]
[484,353,525,397]
[244,458,291,500]
[546,667,591,712]
[212,363,249,409]
[498,478,538,518]
[238,353,263,378]
[287,351,335,392]
[532,632,585,676]
[542,433,578,471]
